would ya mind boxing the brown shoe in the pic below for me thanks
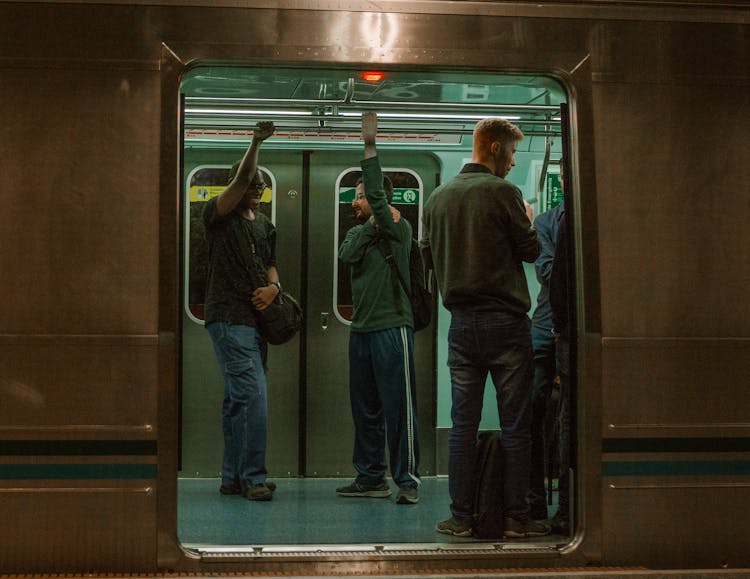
[219,483,242,495]
[549,510,570,534]
[436,516,473,537]
[503,517,550,538]
[245,483,273,501]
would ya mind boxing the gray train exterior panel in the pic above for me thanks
[0,1,747,574]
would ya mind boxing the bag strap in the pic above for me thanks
[376,236,412,299]
[240,218,269,292]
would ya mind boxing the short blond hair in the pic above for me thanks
[473,117,524,151]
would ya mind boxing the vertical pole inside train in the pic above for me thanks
[298,150,313,476]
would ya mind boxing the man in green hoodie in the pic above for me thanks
[422,117,549,538]
[337,112,421,505]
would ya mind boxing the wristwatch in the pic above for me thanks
[270,281,282,292]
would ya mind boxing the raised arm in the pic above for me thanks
[362,111,378,159]
[360,112,401,238]
[215,121,275,216]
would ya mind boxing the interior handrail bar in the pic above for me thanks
[184,96,561,115]
[184,125,562,138]
[184,113,561,126]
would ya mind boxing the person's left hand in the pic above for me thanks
[524,200,534,223]
[368,205,401,225]
[252,285,279,310]
[254,121,275,142]
[362,111,378,143]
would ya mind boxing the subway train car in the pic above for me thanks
[1,0,748,576]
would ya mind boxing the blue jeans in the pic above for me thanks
[528,322,556,514]
[447,308,533,523]
[206,322,268,490]
[348,327,421,488]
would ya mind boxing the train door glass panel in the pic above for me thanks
[334,168,424,323]
[178,65,572,547]
[184,165,276,323]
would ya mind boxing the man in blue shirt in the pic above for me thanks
[548,170,572,535]
[528,198,565,520]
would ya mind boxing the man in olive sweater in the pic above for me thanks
[337,112,421,505]
[422,117,549,537]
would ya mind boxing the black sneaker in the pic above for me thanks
[336,480,391,498]
[436,516,473,537]
[529,505,549,520]
[244,483,273,501]
[503,517,551,538]
[527,491,548,520]
[395,486,419,504]
[549,510,570,534]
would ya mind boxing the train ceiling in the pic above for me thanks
[181,67,566,150]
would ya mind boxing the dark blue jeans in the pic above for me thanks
[447,308,533,523]
[348,327,421,489]
[529,322,556,515]
[555,336,571,514]
[206,322,269,490]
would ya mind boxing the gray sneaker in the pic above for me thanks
[436,516,473,537]
[336,480,391,498]
[396,486,419,504]
[503,517,551,538]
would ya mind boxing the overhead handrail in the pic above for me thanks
[185,127,560,139]
[183,109,562,137]
[183,119,561,138]
[185,110,560,127]
[184,96,561,116]
[183,85,563,139]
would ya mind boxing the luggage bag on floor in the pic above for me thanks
[472,430,505,539]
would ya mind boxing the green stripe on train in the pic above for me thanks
[603,438,750,453]
[0,440,156,456]
[0,464,157,479]
[602,460,750,477]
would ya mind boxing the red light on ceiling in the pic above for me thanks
[360,71,386,83]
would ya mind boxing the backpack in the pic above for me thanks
[377,236,433,332]
[472,430,505,539]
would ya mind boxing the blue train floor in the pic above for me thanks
[178,476,561,546]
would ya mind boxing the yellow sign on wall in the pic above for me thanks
[190,186,272,203]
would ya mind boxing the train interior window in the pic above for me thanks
[185,166,275,322]
[179,66,571,552]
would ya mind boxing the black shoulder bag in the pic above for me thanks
[246,228,303,345]
[377,236,433,332]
